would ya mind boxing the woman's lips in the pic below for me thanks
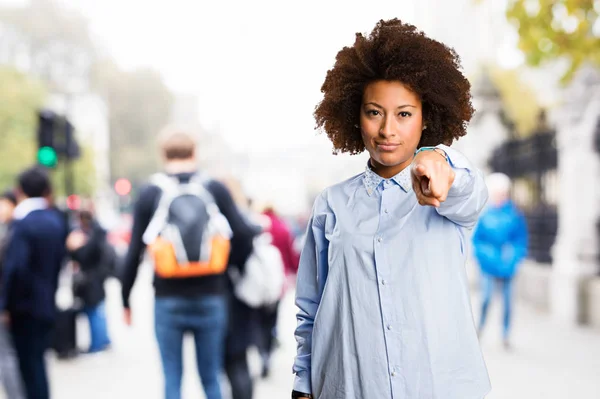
[377,143,400,152]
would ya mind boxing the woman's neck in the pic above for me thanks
[369,157,413,179]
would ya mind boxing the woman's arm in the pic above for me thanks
[435,145,489,229]
[293,195,330,396]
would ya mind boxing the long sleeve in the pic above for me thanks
[0,224,30,312]
[71,224,105,270]
[293,195,330,394]
[508,211,528,271]
[471,218,484,260]
[121,184,160,308]
[435,144,489,229]
[283,231,299,274]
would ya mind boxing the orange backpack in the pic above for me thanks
[142,174,232,279]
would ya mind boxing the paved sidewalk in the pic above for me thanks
[2,265,599,398]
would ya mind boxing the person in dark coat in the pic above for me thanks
[0,189,25,399]
[67,210,111,353]
[0,167,68,399]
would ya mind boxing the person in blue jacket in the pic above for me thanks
[473,173,528,349]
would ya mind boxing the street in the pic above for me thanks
[19,265,600,398]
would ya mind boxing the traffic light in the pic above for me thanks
[114,178,132,196]
[66,194,81,210]
[37,146,58,168]
[36,110,80,168]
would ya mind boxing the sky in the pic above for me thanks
[43,0,522,155]
[65,0,424,154]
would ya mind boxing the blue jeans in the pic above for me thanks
[84,302,111,352]
[479,274,513,339]
[155,295,227,399]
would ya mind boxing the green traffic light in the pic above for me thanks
[37,146,58,167]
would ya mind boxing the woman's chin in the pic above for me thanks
[374,153,410,168]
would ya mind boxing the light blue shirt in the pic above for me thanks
[293,145,491,399]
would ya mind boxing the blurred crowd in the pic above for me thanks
[0,128,306,399]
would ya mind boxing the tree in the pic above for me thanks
[0,66,96,196]
[0,0,98,197]
[504,0,600,82]
[0,0,95,92]
[92,60,174,185]
[0,67,45,189]
[1,0,174,189]
[489,67,542,137]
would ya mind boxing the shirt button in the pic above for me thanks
[377,237,382,243]
[384,209,389,214]
[387,325,392,331]
[391,371,396,377]
[381,279,387,285]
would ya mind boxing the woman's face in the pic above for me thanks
[360,80,424,178]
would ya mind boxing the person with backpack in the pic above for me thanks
[120,128,259,399]
[473,173,528,350]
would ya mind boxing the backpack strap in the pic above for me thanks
[142,173,182,245]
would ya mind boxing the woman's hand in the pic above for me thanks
[411,149,455,207]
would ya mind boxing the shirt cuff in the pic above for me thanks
[436,144,473,196]
[293,370,312,394]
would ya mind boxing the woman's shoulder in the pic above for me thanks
[315,173,363,204]
[310,172,364,219]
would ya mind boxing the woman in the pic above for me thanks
[473,173,528,350]
[292,19,491,399]
[67,210,112,353]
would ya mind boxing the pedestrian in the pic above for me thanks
[473,173,528,349]
[0,189,25,399]
[0,167,68,399]
[292,19,490,399]
[121,128,259,399]
[220,190,263,399]
[67,209,112,353]
[256,206,297,378]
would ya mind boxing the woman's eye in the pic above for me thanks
[367,110,380,116]
[399,111,412,117]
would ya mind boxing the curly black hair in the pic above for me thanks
[314,19,474,154]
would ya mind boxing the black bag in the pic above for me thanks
[51,308,78,359]
[101,241,118,278]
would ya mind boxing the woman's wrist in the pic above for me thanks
[414,146,449,162]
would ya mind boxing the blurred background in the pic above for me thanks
[0,0,599,397]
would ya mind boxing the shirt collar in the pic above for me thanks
[13,198,48,220]
[363,161,412,196]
